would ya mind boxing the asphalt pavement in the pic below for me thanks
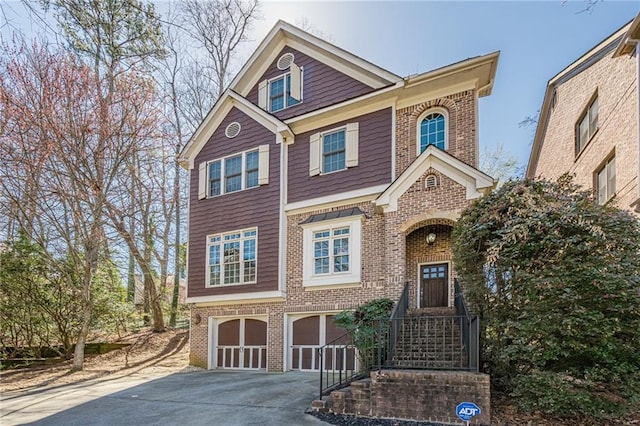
[0,370,328,425]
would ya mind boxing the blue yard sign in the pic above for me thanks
[456,402,481,422]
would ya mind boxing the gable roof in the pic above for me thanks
[180,90,293,168]
[229,20,401,97]
[526,19,633,178]
[374,145,496,213]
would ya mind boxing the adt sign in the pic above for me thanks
[456,402,481,422]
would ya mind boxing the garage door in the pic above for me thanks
[216,318,267,370]
[290,314,355,371]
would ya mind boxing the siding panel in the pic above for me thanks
[288,107,393,203]
[246,46,376,120]
[188,107,280,297]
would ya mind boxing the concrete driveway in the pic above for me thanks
[0,370,328,425]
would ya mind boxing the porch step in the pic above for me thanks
[407,307,456,316]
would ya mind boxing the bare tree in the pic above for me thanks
[479,143,522,185]
[179,0,260,98]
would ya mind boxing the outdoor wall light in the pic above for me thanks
[426,233,437,244]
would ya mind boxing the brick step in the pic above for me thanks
[391,360,467,369]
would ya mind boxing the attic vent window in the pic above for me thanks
[425,174,438,189]
[277,53,295,70]
[225,122,241,138]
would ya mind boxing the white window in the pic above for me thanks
[309,123,359,176]
[258,62,302,112]
[207,228,257,286]
[302,216,362,288]
[198,145,269,200]
[596,156,615,205]
[576,95,598,155]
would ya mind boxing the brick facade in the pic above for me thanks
[530,43,639,214]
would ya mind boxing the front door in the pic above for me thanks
[420,263,448,307]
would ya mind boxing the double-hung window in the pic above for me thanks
[269,74,300,112]
[576,95,598,155]
[207,228,257,286]
[198,145,269,200]
[302,214,362,288]
[313,227,350,275]
[596,156,615,205]
[258,62,302,113]
[309,123,359,176]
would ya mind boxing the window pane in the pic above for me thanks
[246,150,258,189]
[589,98,598,136]
[209,245,220,265]
[334,255,349,272]
[270,78,285,111]
[209,161,221,196]
[420,113,445,152]
[224,242,240,263]
[225,155,242,193]
[322,130,346,173]
[244,260,256,282]
[246,170,258,188]
[607,157,616,199]
[286,74,300,107]
[246,150,259,170]
[210,265,220,285]
[314,240,329,258]
[315,257,329,274]
[243,239,256,261]
[598,168,607,205]
[334,238,349,256]
[579,118,588,152]
[224,262,240,284]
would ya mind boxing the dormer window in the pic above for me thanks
[418,108,448,154]
[258,60,303,112]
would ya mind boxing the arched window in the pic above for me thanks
[418,110,447,153]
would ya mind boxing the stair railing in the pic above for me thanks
[386,282,409,367]
[454,278,479,372]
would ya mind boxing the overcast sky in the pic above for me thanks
[4,1,639,174]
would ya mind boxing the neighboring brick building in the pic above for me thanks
[180,21,498,371]
[527,15,640,214]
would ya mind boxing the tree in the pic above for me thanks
[452,176,640,418]
[478,142,521,184]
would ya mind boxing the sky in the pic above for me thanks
[3,1,639,174]
[245,0,639,174]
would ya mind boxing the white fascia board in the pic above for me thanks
[187,290,286,306]
[374,146,495,212]
[285,184,389,215]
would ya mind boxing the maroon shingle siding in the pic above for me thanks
[287,107,393,203]
[246,46,376,120]
[188,107,280,297]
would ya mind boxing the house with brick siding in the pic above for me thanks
[180,20,498,372]
[527,16,640,214]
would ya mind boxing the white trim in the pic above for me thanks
[187,290,286,305]
[416,107,449,154]
[391,103,396,180]
[285,184,388,214]
[374,145,495,213]
[278,142,288,294]
[302,216,362,288]
[208,316,217,369]
[417,261,452,309]
[203,148,261,199]
[304,282,362,291]
[474,90,480,168]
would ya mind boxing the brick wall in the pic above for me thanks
[325,370,490,425]
[533,52,638,214]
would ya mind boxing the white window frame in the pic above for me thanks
[416,107,448,154]
[267,69,303,113]
[206,228,258,287]
[596,155,615,205]
[309,123,359,177]
[576,94,598,155]
[302,216,362,288]
[203,146,269,199]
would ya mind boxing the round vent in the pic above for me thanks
[425,174,438,189]
[277,53,295,70]
[225,122,241,138]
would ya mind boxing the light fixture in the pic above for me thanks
[426,233,437,244]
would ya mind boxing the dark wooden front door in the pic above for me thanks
[420,263,448,307]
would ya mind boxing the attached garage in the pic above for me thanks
[212,317,267,370]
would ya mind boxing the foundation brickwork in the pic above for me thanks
[325,370,490,425]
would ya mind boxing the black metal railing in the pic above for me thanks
[319,280,479,399]
[454,278,479,371]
